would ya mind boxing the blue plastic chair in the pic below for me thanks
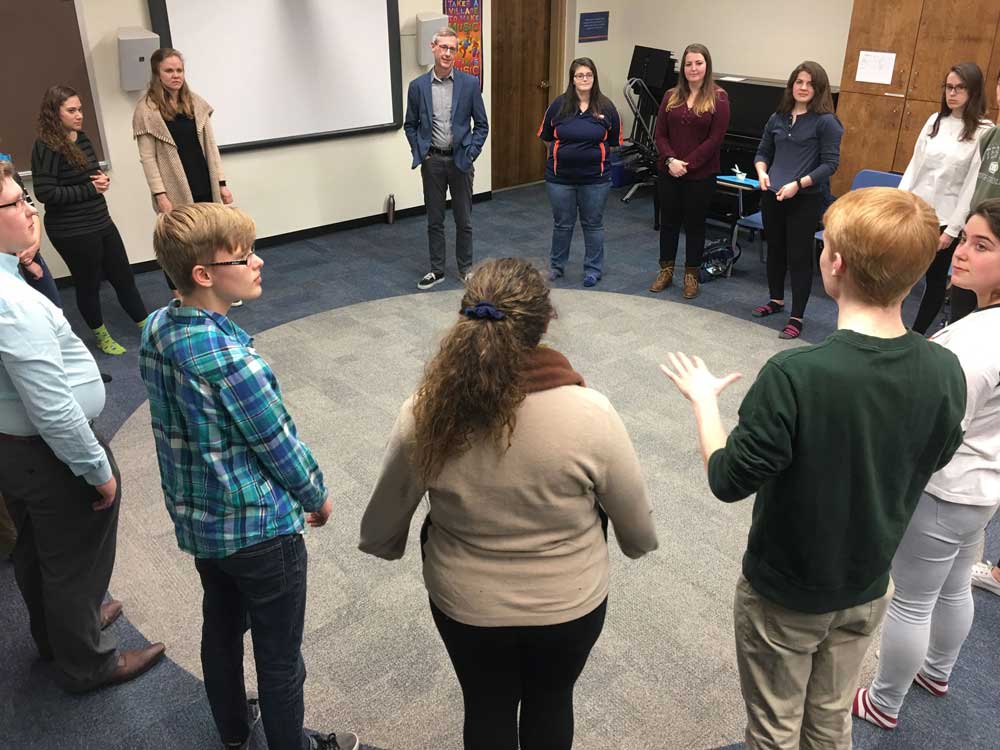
[815,169,902,244]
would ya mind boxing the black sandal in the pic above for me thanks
[752,301,785,318]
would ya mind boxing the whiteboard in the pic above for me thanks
[148,0,402,151]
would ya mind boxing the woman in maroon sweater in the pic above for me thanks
[651,43,730,299]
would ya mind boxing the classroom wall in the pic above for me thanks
[569,0,854,131]
[31,0,493,279]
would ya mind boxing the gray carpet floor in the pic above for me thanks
[1,183,997,749]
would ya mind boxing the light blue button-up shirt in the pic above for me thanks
[0,252,110,485]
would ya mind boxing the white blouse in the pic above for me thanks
[926,305,1000,508]
[898,113,993,225]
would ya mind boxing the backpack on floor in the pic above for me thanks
[699,237,741,283]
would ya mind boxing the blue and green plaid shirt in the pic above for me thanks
[139,302,327,558]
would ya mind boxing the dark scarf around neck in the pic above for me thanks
[521,346,586,393]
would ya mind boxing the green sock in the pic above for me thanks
[92,324,126,356]
[136,316,148,330]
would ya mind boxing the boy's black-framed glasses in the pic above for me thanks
[205,248,256,267]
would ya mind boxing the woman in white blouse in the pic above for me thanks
[899,62,992,333]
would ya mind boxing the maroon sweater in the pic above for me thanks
[654,87,730,180]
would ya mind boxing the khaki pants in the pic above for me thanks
[734,575,892,750]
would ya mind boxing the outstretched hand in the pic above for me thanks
[659,352,742,405]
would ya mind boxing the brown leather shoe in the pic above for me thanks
[104,643,166,687]
[100,599,123,630]
[649,262,674,292]
[682,268,700,299]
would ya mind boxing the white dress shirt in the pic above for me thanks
[0,252,110,485]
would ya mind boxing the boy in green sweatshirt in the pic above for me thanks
[661,187,966,750]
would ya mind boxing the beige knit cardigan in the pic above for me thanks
[132,93,226,208]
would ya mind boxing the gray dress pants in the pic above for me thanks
[421,152,474,275]
[0,435,120,692]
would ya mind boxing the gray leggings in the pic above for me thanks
[869,491,998,716]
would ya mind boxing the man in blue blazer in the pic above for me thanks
[404,27,489,290]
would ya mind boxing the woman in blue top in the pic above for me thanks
[752,61,844,339]
[538,57,622,287]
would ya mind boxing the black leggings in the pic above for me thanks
[658,174,716,268]
[911,235,978,333]
[760,190,825,319]
[430,597,607,750]
[49,224,147,329]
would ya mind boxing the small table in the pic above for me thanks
[716,174,763,261]
[716,174,760,218]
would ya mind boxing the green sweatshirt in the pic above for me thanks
[709,329,966,614]
[946,124,1000,236]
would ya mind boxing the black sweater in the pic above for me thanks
[31,132,112,239]
[708,329,966,613]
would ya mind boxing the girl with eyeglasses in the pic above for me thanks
[752,61,844,339]
[900,63,992,334]
[650,43,730,300]
[538,58,622,287]
[133,48,235,298]
[361,258,658,749]
[31,86,148,355]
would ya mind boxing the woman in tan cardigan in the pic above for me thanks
[360,258,658,750]
[132,48,233,293]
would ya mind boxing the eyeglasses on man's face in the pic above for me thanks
[435,44,458,54]
[0,194,28,211]
[205,248,257,267]
[574,72,594,80]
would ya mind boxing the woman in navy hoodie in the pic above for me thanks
[538,57,622,287]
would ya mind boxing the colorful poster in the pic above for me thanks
[443,0,483,90]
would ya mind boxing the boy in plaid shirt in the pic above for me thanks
[139,203,358,750]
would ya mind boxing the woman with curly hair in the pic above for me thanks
[31,85,147,355]
[360,258,658,750]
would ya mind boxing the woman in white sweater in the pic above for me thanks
[360,258,658,750]
[853,198,1000,731]
[899,62,992,333]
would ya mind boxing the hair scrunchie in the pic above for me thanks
[462,301,506,320]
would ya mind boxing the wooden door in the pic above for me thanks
[908,0,1000,101]
[832,92,905,195]
[491,0,553,189]
[892,99,941,172]
[840,0,923,96]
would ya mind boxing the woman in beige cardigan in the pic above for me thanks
[132,48,234,293]
[360,258,658,750]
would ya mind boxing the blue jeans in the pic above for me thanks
[546,180,611,277]
[195,534,310,750]
[21,253,63,308]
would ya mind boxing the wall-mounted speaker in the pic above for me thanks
[416,13,449,67]
[118,27,160,92]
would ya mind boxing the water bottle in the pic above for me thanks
[386,193,396,224]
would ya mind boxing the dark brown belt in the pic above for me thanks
[0,431,43,443]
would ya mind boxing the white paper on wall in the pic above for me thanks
[855,51,896,85]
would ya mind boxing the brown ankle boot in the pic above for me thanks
[683,268,700,299]
[649,262,675,292]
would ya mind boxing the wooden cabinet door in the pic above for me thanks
[908,0,1000,101]
[841,0,923,96]
[892,99,941,172]
[986,21,1000,110]
[832,92,904,196]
